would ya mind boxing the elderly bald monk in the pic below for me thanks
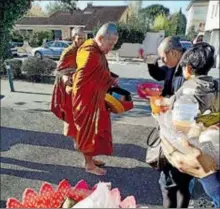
[72,22,119,175]
[51,27,86,136]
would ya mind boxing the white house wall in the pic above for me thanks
[205,0,219,31]
[186,1,209,34]
[15,25,86,39]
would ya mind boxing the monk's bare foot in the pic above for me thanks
[83,159,105,167]
[93,159,105,166]
[85,165,106,176]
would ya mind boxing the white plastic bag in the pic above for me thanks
[72,183,119,208]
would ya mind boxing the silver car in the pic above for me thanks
[32,40,72,59]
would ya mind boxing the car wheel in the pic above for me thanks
[35,51,42,59]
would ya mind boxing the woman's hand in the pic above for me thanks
[161,138,216,178]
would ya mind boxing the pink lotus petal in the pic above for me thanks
[73,180,89,191]
[22,188,38,207]
[110,188,121,205]
[7,198,24,208]
[120,196,136,208]
[39,182,54,194]
[57,179,71,197]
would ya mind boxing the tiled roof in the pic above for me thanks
[16,5,128,30]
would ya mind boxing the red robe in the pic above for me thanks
[50,42,78,137]
[72,39,115,156]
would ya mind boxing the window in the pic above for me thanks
[45,41,54,47]
[54,42,69,48]
[53,42,62,47]
[62,43,70,48]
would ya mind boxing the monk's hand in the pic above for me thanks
[65,85,72,94]
[112,77,119,87]
[62,75,69,84]
[161,138,216,178]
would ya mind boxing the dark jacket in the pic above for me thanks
[148,62,184,97]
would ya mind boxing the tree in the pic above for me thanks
[123,1,149,33]
[46,0,78,15]
[186,25,198,41]
[0,0,32,62]
[26,3,46,17]
[140,4,170,27]
[60,0,78,14]
[152,14,169,32]
[93,22,145,50]
[29,30,53,47]
[168,9,187,36]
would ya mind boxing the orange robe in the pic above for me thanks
[72,39,115,156]
[57,43,78,71]
[51,42,78,137]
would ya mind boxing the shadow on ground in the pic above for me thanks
[1,127,162,206]
[1,127,148,162]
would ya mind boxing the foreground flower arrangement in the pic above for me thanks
[6,179,136,208]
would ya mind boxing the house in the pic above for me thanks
[204,0,220,68]
[185,0,209,34]
[15,3,129,40]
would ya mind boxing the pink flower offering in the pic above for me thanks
[6,179,136,208]
[137,82,162,99]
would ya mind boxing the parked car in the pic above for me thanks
[32,40,72,59]
[9,43,18,57]
[180,40,193,50]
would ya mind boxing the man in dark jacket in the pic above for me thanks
[148,36,185,97]
[146,36,193,208]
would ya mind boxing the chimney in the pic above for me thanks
[87,2,93,8]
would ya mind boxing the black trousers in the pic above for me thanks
[159,163,193,208]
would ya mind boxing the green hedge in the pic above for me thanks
[21,57,57,81]
[1,59,22,79]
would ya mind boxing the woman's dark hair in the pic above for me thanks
[180,42,215,75]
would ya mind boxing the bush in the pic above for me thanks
[2,59,22,78]
[11,30,24,42]
[21,57,57,81]
[29,30,53,47]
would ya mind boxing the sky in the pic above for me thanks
[35,0,190,15]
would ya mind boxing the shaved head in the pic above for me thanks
[95,22,118,39]
[71,27,85,38]
[158,36,184,54]
[95,22,119,54]
[71,27,86,47]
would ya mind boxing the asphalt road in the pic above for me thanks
[1,107,162,207]
[1,61,216,207]
[1,62,162,207]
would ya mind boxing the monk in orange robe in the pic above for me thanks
[72,22,119,175]
[50,27,86,137]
